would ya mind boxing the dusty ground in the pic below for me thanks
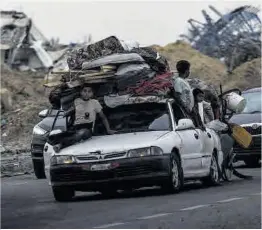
[0,42,261,153]
[1,65,49,151]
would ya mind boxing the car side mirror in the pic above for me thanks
[39,109,48,118]
[176,119,195,131]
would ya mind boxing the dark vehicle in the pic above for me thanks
[230,87,261,167]
[31,87,78,179]
[31,109,67,179]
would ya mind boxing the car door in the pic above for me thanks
[170,102,203,177]
[194,127,214,173]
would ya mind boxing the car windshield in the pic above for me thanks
[93,103,171,135]
[241,91,261,114]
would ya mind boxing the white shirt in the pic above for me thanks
[172,75,194,111]
[74,98,102,125]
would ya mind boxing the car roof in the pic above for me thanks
[242,87,262,94]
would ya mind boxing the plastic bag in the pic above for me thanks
[206,120,228,132]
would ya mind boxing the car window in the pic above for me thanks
[93,103,171,135]
[171,102,187,124]
[241,91,261,114]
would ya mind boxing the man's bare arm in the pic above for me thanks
[98,111,115,134]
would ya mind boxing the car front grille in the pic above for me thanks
[76,152,126,162]
[234,135,261,154]
[243,126,261,135]
[51,161,164,182]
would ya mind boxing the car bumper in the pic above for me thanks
[234,135,261,159]
[50,155,170,190]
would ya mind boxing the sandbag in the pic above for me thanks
[206,120,228,132]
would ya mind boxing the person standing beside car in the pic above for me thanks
[170,60,204,129]
[171,60,194,114]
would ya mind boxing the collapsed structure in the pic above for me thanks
[0,10,73,72]
[180,5,261,73]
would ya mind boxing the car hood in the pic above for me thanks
[58,131,170,155]
[229,113,262,125]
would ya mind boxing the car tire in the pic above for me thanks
[52,186,75,202]
[244,157,261,168]
[32,159,46,179]
[162,153,184,193]
[202,153,221,186]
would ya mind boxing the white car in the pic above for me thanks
[43,97,223,202]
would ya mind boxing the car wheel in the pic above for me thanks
[32,159,46,179]
[202,153,221,186]
[52,186,75,202]
[162,153,183,193]
[244,157,261,168]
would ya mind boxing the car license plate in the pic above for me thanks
[90,163,111,171]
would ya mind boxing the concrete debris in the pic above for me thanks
[0,10,70,73]
[1,152,33,177]
[0,88,13,112]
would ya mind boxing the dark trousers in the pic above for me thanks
[190,107,206,131]
[59,123,93,148]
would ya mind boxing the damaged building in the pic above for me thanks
[180,5,261,73]
[0,10,70,72]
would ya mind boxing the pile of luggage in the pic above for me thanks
[47,36,173,102]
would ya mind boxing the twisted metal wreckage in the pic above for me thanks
[180,5,261,73]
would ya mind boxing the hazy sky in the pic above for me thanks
[1,0,261,46]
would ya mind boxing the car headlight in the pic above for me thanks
[50,155,76,166]
[127,147,163,158]
[33,125,47,135]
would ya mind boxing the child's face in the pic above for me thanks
[196,93,204,103]
[80,87,93,100]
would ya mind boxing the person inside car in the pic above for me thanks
[193,88,215,124]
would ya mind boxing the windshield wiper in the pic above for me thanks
[116,128,149,133]
[250,111,261,114]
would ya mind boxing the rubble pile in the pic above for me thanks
[0,10,72,73]
[1,65,49,151]
[224,58,262,91]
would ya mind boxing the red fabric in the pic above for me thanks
[126,72,173,95]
